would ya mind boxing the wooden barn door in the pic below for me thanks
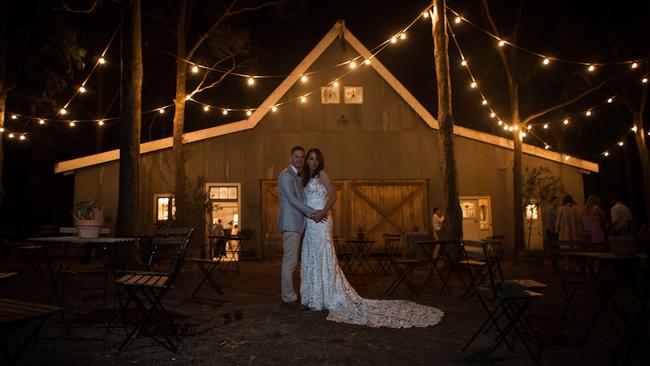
[260,179,428,258]
[347,181,428,244]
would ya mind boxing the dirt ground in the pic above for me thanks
[0,256,647,365]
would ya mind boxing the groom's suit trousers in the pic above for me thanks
[281,231,302,302]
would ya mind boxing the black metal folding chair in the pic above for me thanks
[417,240,448,295]
[189,257,224,296]
[0,298,63,365]
[112,228,194,353]
[437,240,469,295]
[463,240,546,364]
[333,237,354,273]
[384,234,423,296]
[371,234,400,275]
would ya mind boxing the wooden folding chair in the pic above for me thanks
[0,298,63,365]
[112,228,194,353]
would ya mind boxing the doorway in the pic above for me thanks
[206,183,241,261]
[459,196,493,241]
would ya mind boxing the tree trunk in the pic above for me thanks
[116,0,142,236]
[173,0,189,225]
[0,0,9,225]
[513,127,525,252]
[431,0,462,241]
[633,112,650,225]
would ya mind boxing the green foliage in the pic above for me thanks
[7,0,86,108]
[72,200,104,221]
[523,166,565,206]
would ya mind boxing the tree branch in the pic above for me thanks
[191,51,239,94]
[186,0,239,59]
[522,78,612,125]
[511,0,524,43]
[58,0,99,13]
[186,0,283,60]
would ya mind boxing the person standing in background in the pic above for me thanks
[431,207,444,240]
[608,194,633,230]
[543,196,559,241]
[581,195,606,243]
[555,194,583,241]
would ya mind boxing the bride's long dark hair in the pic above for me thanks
[303,148,325,186]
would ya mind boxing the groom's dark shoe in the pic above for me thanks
[282,300,309,311]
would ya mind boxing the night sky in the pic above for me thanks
[2,0,649,232]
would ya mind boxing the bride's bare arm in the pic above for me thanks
[319,170,337,212]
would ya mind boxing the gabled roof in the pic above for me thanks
[55,21,598,174]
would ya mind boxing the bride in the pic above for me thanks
[300,148,444,328]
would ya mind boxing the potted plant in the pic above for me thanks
[73,201,104,239]
[609,221,637,257]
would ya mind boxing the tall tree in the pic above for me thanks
[431,0,462,240]
[116,0,143,236]
[168,0,281,226]
[0,0,10,221]
[480,0,611,253]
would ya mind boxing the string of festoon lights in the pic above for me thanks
[445,13,650,161]
[1,26,122,141]
[3,2,435,142]
[445,7,649,69]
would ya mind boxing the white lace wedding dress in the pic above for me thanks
[300,176,444,328]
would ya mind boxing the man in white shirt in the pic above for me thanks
[608,194,633,228]
[431,207,444,240]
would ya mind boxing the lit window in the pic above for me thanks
[155,194,175,222]
[525,204,538,220]
[461,202,475,218]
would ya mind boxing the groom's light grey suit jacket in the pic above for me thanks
[277,165,315,233]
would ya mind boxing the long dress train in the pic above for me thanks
[300,176,444,328]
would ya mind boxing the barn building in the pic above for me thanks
[54,21,598,258]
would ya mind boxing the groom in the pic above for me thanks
[278,146,327,309]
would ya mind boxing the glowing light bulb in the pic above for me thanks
[0,127,4,132]
[158,108,165,114]
[588,64,595,72]
[513,125,520,131]
[246,110,253,116]
[10,114,17,119]
[300,96,307,103]
[399,33,407,40]
[632,62,638,69]
[543,58,550,65]
[222,109,229,115]
[98,57,106,64]
[69,121,76,127]
[8,133,14,138]
[632,126,638,132]
[618,141,624,146]
[454,16,462,24]
[461,59,467,66]
[271,106,278,112]
[203,105,210,112]
[520,131,527,138]
[526,125,532,130]
[490,112,496,118]
[481,99,488,106]
[19,135,26,141]
[508,126,515,132]
[497,120,503,125]
[39,119,45,125]
[470,81,477,88]
[60,108,67,115]
[563,119,569,125]
[247,77,255,86]
[503,124,509,131]
[545,145,550,150]
[498,40,506,47]
[422,11,429,19]
[191,65,199,73]
[79,86,86,93]
[98,120,104,126]
[301,75,308,83]
[564,155,570,161]
[364,59,371,65]
[332,81,339,87]
[607,97,613,103]
[643,78,648,83]
[390,36,397,44]
[585,110,592,117]
[604,151,609,156]
[543,123,549,129]
[349,61,357,69]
